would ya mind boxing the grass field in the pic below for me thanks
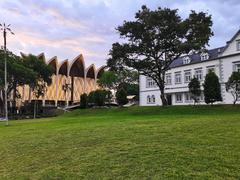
[0,105,240,179]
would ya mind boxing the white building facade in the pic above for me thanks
[139,30,240,106]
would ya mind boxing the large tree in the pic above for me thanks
[0,49,37,113]
[108,5,213,106]
[22,54,53,101]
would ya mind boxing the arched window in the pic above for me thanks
[147,95,151,104]
[152,95,155,103]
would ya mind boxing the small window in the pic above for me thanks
[147,95,151,104]
[175,72,182,84]
[184,71,191,83]
[147,95,156,104]
[176,93,183,103]
[183,57,191,64]
[234,63,240,72]
[197,93,204,102]
[185,93,192,102]
[194,68,203,81]
[201,53,209,61]
[207,66,215,73]
[146,77,156,88]
[152,95,155,103]
[165,73,172,85]
[237,41,240,51]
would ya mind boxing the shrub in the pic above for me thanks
[80,93,88,109]
[88,90,110,107]
[203,71,222,104]
[188,77,201,105]
[226,71,240,105]
[116,88,128,106]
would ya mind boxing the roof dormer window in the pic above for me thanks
[200,53,209,61]
[236,40,240,51]
[183,56,191,64]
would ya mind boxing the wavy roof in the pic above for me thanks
[20,52,105,79]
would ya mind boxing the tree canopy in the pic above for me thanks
[203,71,222,104]
[108,5,213,106]
[0,51,54,114]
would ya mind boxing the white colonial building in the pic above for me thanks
[139,30,240,106]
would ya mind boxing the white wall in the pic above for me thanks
[140,31,240,106]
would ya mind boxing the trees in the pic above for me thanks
[0,52,53,116]
[0,49,36,113]
[80,93,88,109]
[88,90,110,107]
[22,54,54,118]
[226,71,240,105]
[203,71,222,104]
[108,5,213,106]
[97,71,118,90]
[22,54,53,100]
[188,77,201,105]
[116,88,128,106]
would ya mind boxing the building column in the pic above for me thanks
[42,99,45,107]
[55,74,59,107]
[66,76,69,107]
[84,75,87,94]
[94,78,97,90]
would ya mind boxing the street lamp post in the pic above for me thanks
[0,23,14,125]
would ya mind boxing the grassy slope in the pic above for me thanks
[0,106,240,179]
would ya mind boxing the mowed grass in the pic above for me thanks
[0,106,240,179]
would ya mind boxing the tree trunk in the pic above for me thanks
[159,86,168,106]
[34,100,36,119]
[12,84,17,114]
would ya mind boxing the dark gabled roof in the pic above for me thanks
[169,46,226,68]
[226,29,240,44]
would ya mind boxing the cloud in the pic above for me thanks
[0,0,239,68]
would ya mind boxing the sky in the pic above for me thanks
[0,0,239,68]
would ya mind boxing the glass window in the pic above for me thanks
[198,93,204,102]
[147,95,156,104]
[207,66,215,73]
[184,71,191,83]
[152,95,155,103]
[175,72,182,84]
[234,63,240,72]
[147,95,151,104]
[201,53,209,61]
[165,73,172,85]
[146,77,156,88]
[195,69,203,81]
[237,41,240,51]
[185,93,192,102]
[176,93,182,103]
[183,57,191,64]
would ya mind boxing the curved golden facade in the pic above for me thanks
[18,53,105,107]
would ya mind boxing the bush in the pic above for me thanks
[188,77,201,105]
[203,71,222,104]
[116,88,128,106]
[226,71,240,105]
[94,90,108,106]
[88,90,110,107]
[80,93,88,109]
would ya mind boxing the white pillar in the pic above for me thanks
[55,74,58,107]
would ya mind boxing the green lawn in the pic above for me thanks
[0,106,240,179]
